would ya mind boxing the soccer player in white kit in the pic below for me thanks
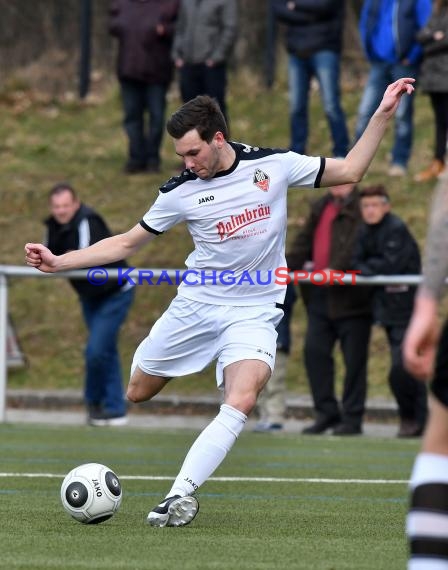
[25,78,414,527]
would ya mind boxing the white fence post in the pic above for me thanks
[0,272,8,422]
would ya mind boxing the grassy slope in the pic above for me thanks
[0,72,439,397]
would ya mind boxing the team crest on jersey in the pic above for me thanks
[253,168,270,192]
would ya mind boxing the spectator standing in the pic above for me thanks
[109,0,180,174]
[414,0,448,182]
[172,0,238,122]
[271,0,349,158]
[354,0,432,177]
[254,283,297,432]
[287,184,372,435]
[352,185,427,437]
[45,183,135,425]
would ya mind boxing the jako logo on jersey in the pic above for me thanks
[216,204,271,240]
[253,168,270,191]
[198,195,215,205]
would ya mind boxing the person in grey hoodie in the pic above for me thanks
[172,0,238,122]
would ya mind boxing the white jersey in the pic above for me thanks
[141,142,325,305]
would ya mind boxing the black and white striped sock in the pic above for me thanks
[407,453,448,569]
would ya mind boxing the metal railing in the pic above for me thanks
[0,265,425,423]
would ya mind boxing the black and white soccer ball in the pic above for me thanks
[60,463,122,524]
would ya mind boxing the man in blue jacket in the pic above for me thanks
[354,0,431,177]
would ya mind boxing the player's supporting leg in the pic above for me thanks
[407,396,448,569]
[147,359,271,527]
[255,350,287,431]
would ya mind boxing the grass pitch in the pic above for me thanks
[0,422,418,569]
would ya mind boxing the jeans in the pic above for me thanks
[354,62,419,167]
[120,79,167,168]
[80,286,135,416]
[288,50,349,157]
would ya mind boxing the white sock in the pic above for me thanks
[407,453,448,570]
[167,404,247,497]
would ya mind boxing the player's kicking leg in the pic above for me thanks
[146,359,271,527]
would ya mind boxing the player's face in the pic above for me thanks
[360,196,390,225]
[49,190,80,224]
[174,129,221,179]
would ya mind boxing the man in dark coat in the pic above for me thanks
[287,183,372,435]
[172,0,237,123]
[109,0,179,173]
[45,183,135,425]
[352,185,427,436]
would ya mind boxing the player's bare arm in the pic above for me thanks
[321,78,415,187]
[403,172,448,380]
[25,223,156,273]
[419,170,448,301]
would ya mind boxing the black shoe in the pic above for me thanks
[332,423,362,436]
[124,162,147,174]
[147,161,161,174]
[397,420,424,438]
[302,417,340,435]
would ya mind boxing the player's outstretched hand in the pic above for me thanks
[377,77,415,119]
[403,294,440,381]
[24,243,58,273]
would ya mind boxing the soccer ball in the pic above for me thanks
[60,462,122,524]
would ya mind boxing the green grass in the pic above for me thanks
[0,70,441,397]
[0,423,418,569]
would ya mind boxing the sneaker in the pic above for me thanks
[388,164,407,177]
[147,495,199,528]
[253,421,283,433]
[88,411,128,427]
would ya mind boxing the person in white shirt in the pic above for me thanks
[25,79,414,528]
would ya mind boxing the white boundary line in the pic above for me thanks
[0,473,408,484]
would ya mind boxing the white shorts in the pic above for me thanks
[131,295,284,388]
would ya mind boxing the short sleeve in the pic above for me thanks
[141,191,186,233]
[284,152,325,189]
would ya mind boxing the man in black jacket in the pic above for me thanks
[271,0,349,158]
[352,185,427,436]
[109,0,179,173]
[45,183,135,425]
[287,183,372,435]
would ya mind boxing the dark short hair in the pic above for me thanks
[166,95,228,142]
[359,185,390,202]
[48,182,77,201]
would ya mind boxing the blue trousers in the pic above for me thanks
[288,50,349,157]
[354,61,418,168]
[80,287,135,416]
